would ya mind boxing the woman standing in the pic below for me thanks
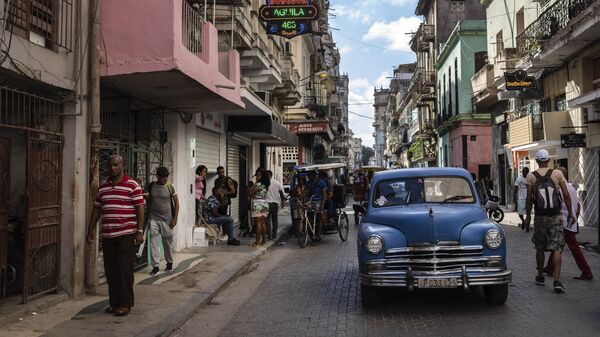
[248,168,270,246]
[195,165,207,224]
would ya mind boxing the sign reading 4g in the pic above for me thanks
[259,0,318,39]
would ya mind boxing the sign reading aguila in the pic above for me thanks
[504,69,536,91]
[259,0,318,39]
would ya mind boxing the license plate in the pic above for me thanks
[417,278,459,288]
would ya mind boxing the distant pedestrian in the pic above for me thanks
[524,149,575,294]
[265,170,285,240]
[514,167,530,231]
[248,168,270,246]
[292,176,308,236]
[147,167,179,275]
[87,155,145,316]
[543,167,593,280]
[214,166,237,215]
[195,165,207,225]
[203,187,241,246]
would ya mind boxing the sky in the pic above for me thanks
[329,0,422,147]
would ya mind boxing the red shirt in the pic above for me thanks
[94,175,144,238]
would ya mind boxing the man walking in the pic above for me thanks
[543,167,593,280]
[146,167,179,276]
[525,149,575,294]
[265,170,285,240]
[203,187,241,245]
[514,167,530,231]
[87,155,145,316]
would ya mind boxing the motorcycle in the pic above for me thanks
[485,192,504,223]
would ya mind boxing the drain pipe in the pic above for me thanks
[86,0,101,291]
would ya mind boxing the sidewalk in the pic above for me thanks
[0,209,294,337]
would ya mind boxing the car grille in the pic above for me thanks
[382,245,485,271]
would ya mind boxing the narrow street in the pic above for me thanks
[172,206,600,337]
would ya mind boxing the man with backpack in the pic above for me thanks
[524,149,575,294]
[147,167,179,275]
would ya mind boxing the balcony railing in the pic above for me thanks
[516,0,597,57]
[182,0,206,55]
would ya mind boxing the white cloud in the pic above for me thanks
[363,16,422,52]
[338,44,353,56]
[331,5,373,24]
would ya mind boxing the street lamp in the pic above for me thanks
[299,70,329,84]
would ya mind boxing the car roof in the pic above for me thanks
[294,163,346,172]
[372,167,473,184]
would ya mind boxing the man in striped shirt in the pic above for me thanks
[87,155,145,316]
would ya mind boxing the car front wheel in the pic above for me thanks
[484,284,508,305]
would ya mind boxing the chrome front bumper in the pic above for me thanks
[360,267,512,290]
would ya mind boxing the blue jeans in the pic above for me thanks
[211,216,234,237]
[267,202,279,238]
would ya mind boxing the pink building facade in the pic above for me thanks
[449,122,493,180]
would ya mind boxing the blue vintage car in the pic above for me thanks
[357,167,511,306]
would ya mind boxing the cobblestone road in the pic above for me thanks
[179,208,600,337]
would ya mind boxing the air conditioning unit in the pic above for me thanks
[255,91,272,105]
[585,103,600,122]
[283,42,292,55]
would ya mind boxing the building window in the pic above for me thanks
[554,94,567,111]
[495,31,504,58]
[442,74,447,116]
[448,66,453,116]
[593,57,600,89]
[470,135,477,142]
[454,58,459,115]
[451,1,465,12]
[6,0,74,51]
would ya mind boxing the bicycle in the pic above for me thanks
[296,195,322,248]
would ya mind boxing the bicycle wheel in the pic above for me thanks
[298,209,309,248]
[338,211,349,241]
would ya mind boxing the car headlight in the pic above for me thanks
[366,235,384,254]
[484,229,503,249]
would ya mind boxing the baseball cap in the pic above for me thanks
[535,149,550,162]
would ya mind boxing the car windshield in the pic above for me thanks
[372,176,475,207]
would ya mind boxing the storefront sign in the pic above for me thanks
[259,0,317,39]
[284,121,329,134]
[196,112,224,133]
[561,133,586,148]
[504,70,536,91]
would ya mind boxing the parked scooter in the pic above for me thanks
[485,191,504,223]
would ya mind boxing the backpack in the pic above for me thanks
[532,170,562,216]
[230,178,238,199]
[147,182,176,218]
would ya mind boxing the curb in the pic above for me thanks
[0,292,69,328]
[140,223,293,337]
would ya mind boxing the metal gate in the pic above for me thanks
[23,132,62,303]
[0,138,10,299]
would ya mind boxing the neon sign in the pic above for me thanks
[259,0,317,39]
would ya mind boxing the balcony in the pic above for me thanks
[471,64,499,107]
[508,101,569,148]
[516,0,600,66]
[410,24,435,53]
[100,0,243,112]
[271,55,300,107]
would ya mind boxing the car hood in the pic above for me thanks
[365,204,486,245]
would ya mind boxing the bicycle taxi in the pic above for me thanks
[288,163,350,248]
[351,166,386,226]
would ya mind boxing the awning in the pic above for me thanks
[227,116,298,146]
[220,87,272,116]
[510,141,561,152]
[568,88,600,108]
